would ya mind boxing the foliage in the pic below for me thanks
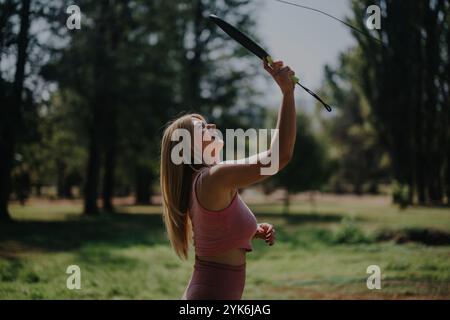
[271,111,332,213]
[332,217,372,244]
[392,180,411,209]
[1,0,265,217]
[346,0,450,205]
[321,48,390,194]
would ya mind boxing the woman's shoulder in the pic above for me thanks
[194,165,238,212]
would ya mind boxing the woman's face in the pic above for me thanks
[192,118,224,164]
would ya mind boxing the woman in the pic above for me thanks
[160,58,297,300]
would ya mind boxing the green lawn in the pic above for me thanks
[0,198,449,299]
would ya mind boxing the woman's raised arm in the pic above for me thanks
[205,59,297,191]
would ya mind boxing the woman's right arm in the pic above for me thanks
[205,59,297,191]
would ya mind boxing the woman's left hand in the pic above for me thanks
[254,223,276,246]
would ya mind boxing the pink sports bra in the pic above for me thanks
[188,167,258,256]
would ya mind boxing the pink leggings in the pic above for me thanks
[183,256,246,300]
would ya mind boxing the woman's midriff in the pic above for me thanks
[196,248,247,266]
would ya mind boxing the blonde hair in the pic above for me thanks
[160,113,205,259]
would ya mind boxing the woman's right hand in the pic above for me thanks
[263,58,296,95]
[254,223,276,246]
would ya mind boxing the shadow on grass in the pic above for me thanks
[0,211,353,258]
[0,213,167,257]
[376,228,450,246]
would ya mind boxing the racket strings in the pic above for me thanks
[274,0,384,46]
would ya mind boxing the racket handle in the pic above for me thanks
[266,56,299,84]
[266,56,332,112]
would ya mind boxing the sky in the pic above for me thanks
[254,0,356,107]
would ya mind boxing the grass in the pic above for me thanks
[0,197,449,299]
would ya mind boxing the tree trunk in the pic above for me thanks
[447,150,450,205]
[35,183,42,197]
[446,0,450,206]
[84,131,101,214]
[283,190,290,215]
[0,142,14,221]
[135,166,153,205]
[424,3,443,205]
[83,0,110,215]
[102,139,116,212]
[0,0,31,221]
[417,153,426,204]
[183,0,204,110]
[101,1,124,213]
[309,191,317,213]
[353,181,363,195]
[56,160,73,198]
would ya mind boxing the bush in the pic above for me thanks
[392,181,410,209]
[24,271,40,283]
[332,217,372,244]
[375,228,450,246]
[0,261,22,282]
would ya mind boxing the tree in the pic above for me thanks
[0,0,31,221]
[348,0,450,205]
[44,0,142,213]
[120,0,265,205]
[40,0,264,213]
[175,0,264,121]
[321,48,390,194]
[273,112,332,214]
